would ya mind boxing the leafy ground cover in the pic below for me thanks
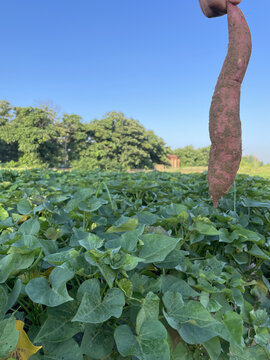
[168,165,270,179]
[0,169,270,359]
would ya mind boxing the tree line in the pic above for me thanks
[174,146,265,167]
[0,100,170,170]
[0,100,262,170]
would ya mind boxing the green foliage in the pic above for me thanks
[173,147,265,170]
[174,145,210,167]
[0,102,169,170]
[58,113,89,165]
[0,169,270,359]
[240,155,264,168]
[0,101,19,163]
[74,111,169,170]
[0,103,61,167]
[0,318,19,358]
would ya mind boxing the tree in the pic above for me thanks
[58,114,89,166]
[0,100,14,125]
[0,100,19,163]
[174,145,210,166]
[1,106,60,166]
[75,112,169,170]
[196,146,210,166]
[240,155,263,168]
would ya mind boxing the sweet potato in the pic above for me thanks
[207,1,252,207]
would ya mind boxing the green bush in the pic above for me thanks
[174,145,210,167]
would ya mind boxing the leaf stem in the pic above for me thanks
[233,181,237,215]
[28,249,43,271]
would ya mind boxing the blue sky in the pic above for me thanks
[1,0,269,163]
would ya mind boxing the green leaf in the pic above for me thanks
[0,205,9,220]
[110,252,143,271]
[137,212,159,226]
[229,344,270,360]
[42,338,83,360]
[76,277,100,302]
[38,238,58,255]
[6,278,22,312]
[81,324,114,359]
[162,291,184,325]
[223,311,243,346]
[51,211,71,225]
[248,244,270,260]
[240,300,253,323]
[65,198,80,212]
[254,327,270,347]
[206,299,222,313]
[232,288,244,309]
[172,342,193,360]
[177,323,217,345]
[230,225,265,245]
[118,278,133,297]
[0,252,36,283]
[78,233,104,250]
[139,234,180,263]
[73,188,96,202]
[34,317,83,343]
[17,199,32,215]
[163,293,215,326]
[242,198,270,209]
[163,292,231,344]
[250,309,268,326]
[131,273,162,296]
[192,220,219,236]
[262,275,270,293]
[161,275,199,298]
[200,291,210,308]
[72,279,125,323]
[136,292,160,334]
[120,225,145,252]
[106,216,138,233]
[78,197,108,212]
[146,225,169,236]
[114,320,170,360]
[25,267,74,306]
[0,317,19,358]
[163,203,188,218]
[0,286,8,320]
[85,251,116,288]
[44,249,79,265]
[219,228,239,243]
[203,337,221,360]
[155,249,188,271]
[18,218,40,235]
[45,227,63,240]
[12,234,40,251]
[0,217,13,229]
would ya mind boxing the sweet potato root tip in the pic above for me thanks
[208,2,252,207]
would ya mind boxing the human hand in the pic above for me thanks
[198,0,242,18]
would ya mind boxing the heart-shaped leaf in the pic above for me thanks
[114,320,170,360]
[72,279,125,323]
[25,267,74,307]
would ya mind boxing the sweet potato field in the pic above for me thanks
[0,169,270,359]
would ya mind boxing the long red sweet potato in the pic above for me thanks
[208,1,252,207]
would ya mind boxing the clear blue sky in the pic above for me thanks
[1,0,269,163]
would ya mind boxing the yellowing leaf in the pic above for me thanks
[5,320,42,360]
[43,266,55,278]
[17,215,30,224]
